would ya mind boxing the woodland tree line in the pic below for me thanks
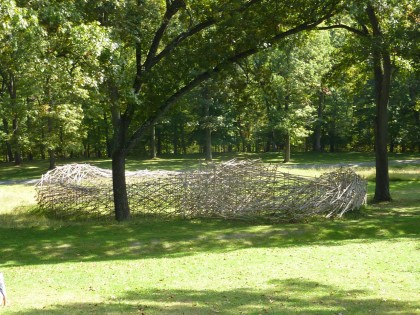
[0,0,418,220]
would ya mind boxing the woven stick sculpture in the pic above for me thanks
[36,160,367,221]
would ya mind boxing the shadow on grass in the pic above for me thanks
[1,204,418,267]
[11,278,418,315]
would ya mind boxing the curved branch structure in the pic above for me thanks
[36,160,367,221]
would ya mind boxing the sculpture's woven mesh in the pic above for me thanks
[35,159,367,221]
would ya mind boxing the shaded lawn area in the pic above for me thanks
[0,157,419,314]
[1,219,418,314]
[1,202,419,313]
[1,206,419,266]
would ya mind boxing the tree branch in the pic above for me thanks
[151,18,216,69]
[131,0,186,118]
[128,0,263,123]
[148,0,263,71]
[143,0,186,72]
[317,24,369,37]
[126,10,333,150]
[133,0,186,94]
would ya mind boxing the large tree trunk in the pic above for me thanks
[112,145,130,221]
[111,120,130,221]
[109,80,131,221]
[367,5,392,202]
[48,149,55,170]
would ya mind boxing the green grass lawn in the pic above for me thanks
[0,153,419,314]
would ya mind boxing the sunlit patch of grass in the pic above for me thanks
[0,185,37,212]
[277,164,420,183]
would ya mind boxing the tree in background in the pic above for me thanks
[0,2,41,164]
[319,0,418,201]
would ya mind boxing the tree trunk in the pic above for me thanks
[5,142,13,162]
[9,73,21,165]
[283,131,291,163]
[173,123,179,155]
[205,127,212,161]
[12,116,22,166]
[367,4,392,202]
[47,113,56,169]
[150,123,157,158]
[329,130,335,152]
[112,146,130,221]
[314,90,324,152]
[283,99,291,163]
[40,129,46,160]
[203,87,212,161]
[181,123,187,155]
[104,112,112,158]
[109,80,131,221]
[48,149,56,170]
[2,118,14,162]
[409,86,420,152]
[111,127,130,221]
[157,127,162,156]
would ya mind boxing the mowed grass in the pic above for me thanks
[0,154,419,314]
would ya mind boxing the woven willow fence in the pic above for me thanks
[36,159,367,221]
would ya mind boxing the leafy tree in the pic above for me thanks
[319,0,418,201]
[89,0,343,220]
[0,2,40,164]
[389,62,420,152]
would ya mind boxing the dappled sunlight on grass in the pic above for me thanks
[1,153,419,314]
[4,242,419,314]
[1,202,418,267]
[15,283,417,315]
